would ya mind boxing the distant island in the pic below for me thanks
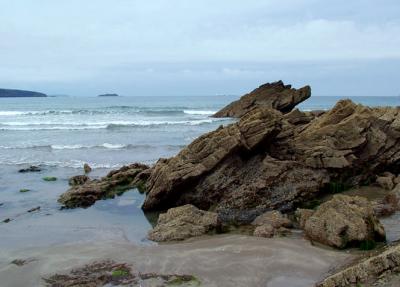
[0,88,47,98]
[98,93,119,97]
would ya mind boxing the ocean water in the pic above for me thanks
[0,95,399,251]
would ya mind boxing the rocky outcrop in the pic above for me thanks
[302,195,386,249]
[58,163,150,208]
[317,242,400,287]
[213,81,311,118]
[252,210,292,238]
[143,98,400,214]
[147,204,219,242]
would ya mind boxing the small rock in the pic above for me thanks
[295,208,314,229]
[27,206,40,213]
[68,175,90,186]
[84,163,92,174]
[376,176,394,190]
[18,165,41,173]
[252,210,292,228]
[373,187,400,217]
[254,224,274,238]
[147,204,219,242]
[252,210,293,238]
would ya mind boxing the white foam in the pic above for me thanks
[183,110,216,115]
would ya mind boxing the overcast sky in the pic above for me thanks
[0,0,399,96]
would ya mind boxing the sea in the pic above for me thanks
[0,95,399,251]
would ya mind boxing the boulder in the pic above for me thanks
[213,81,311,118]
[303,195,386,248]
[252,210,292,238]
[59,163,149,208]
[147,204,219,242]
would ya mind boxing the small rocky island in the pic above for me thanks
[56,81,400,286]
[0,88,47,98]
[98,93,119,97]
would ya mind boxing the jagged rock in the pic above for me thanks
[83,163,92,174]
[213,81,311,118]
[143,97,400,215]
[59,163,149,208]
[147,204,219,242]
[252,210,292,238]
[317,242,400,287]
[303,195,386,249]
[284,108,315,125]
[68,175,90,186]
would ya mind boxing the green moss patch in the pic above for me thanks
[111,268,130,277]
[43,176,57,182]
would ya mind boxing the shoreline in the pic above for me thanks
[0,234,352,287]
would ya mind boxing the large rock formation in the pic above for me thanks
[143,98,400,215]
[302,195,386,248]
[147,204,219,242]
[213,81,311,118]
[59,163,150,208]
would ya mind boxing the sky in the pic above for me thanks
[0,0,399,96]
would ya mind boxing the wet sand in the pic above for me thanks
[0,234,352,287]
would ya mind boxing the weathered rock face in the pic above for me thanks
[303,195,386,249]
[143,98,400,215]
[213,81,311,118]
[317,241,400,287]
[143,107,288,212]
[147,204,219,242]
[59,163,149,208]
